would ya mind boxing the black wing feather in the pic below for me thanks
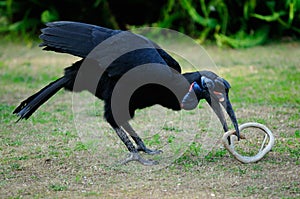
[156,48,181,73]
[39,21,182,76]
[39,21,120,57]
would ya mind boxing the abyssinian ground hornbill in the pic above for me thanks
[14,21,240,165]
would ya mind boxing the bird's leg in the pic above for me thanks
[122,123,162,155]
[114,127,158,166]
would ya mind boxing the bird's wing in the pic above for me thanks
[39,21,181,78]
[83,30,178,79]
[105,48,170,78]
[156,48,182,74]
[141,37,181,74]
[39,21,121,58]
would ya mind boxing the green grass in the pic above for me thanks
[0,41,299,198]
[227,65,300,106]
[49,184,68,192]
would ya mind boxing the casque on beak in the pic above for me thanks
[208,87,240,141]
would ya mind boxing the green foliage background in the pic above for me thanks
[0,0,299,47]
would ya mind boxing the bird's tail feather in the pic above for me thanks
[13,76,69,121]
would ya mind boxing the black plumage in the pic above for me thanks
[14,21,239,165]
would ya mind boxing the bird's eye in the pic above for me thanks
[201,76,215,90]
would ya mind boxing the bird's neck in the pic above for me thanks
[182,71,201,85]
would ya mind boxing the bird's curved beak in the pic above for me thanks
[181,80,240,140]
[209,91,240,140]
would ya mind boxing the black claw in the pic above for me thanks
[119,152,159,166]
[137,147,163,155]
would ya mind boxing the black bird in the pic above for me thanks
[14,21,239,165]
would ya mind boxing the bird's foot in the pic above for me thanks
[137,146,163,155]
[119,152,158,166]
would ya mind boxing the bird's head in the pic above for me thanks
[181,71,240,140]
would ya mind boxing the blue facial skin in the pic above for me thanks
[192,82,202,94]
